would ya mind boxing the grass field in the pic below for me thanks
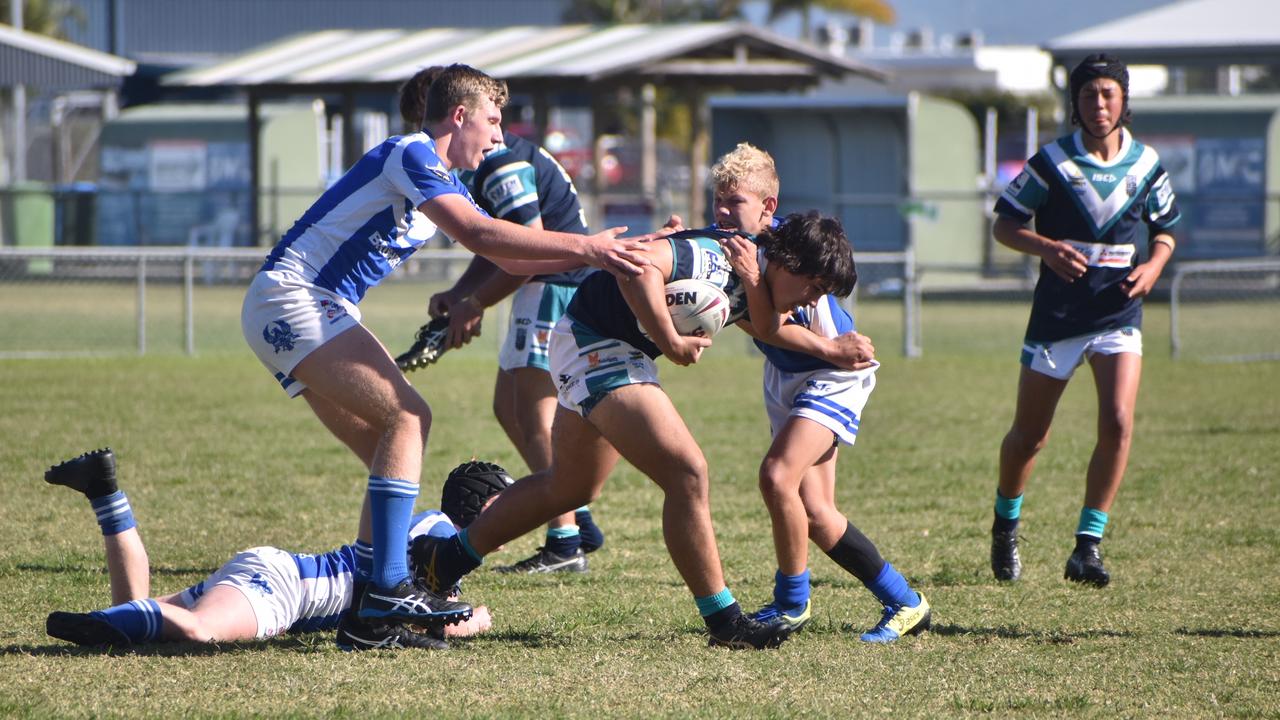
[1,292,1277,718]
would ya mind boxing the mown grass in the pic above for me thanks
[0,292,1277,718]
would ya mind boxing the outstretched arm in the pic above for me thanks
[422,194,649,277]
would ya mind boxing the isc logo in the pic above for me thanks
[1091,172,1117,182]
[667,291,698,306]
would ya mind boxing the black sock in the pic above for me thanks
[703,602,742,632]
[1074,534,1099,552]
[822,521,885,585]
[993,515,1019,534]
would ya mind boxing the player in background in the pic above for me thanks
[43,449,511,650]
[241,63,648,635]
[705,143,929,643]
[412,209,855,649]
[398,67,604,573]
[989,54,1179,586]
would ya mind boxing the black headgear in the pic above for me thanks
[439,460,514,528]
[1069,53,1131,137]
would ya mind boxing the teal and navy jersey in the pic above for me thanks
[565,228,750,359]
[461,131,592,285]
[995,129,1180,342]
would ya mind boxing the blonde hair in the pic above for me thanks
[423,64,509,124]
[711,142,779,200]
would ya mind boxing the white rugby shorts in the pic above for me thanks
[178,546,305,639]
[764,362,879,446]
[548,315,660,417]
[1021,327,1143,381]
[241,270,361,397]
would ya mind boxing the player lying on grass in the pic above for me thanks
[43,449,510,651]
[412,208,854,650]
[679,143,929,643]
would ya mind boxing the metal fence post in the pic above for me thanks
[136,254,146,355]
[184,251,195,356]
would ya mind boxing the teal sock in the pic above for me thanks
[995,491,1023,520]
[1076,507,1109,540]
[457,528,484,563]
[695,587,736,617]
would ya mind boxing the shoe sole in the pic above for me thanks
[46,612,131,648]
[358,606,472,626]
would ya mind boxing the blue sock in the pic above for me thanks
[90,490,136,536]
[773,569,810,610]
[994,490,1023,533]
[1076,507,1109,540]
[92,599,163,643]
[866,562,920,609]
[695,587,736,617]
[545,525,582,556]
[367,476,417,589]
[351,539,373,584]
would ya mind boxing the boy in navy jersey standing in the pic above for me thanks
[989,54,1179,586]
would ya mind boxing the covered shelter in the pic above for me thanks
[1,22,136,183]
[162,22,886,237]
[1045,0,1280,93]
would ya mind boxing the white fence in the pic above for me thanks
[0,246,920,359]
[1169,256,1280,362]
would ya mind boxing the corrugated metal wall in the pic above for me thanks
[61,0,566,57]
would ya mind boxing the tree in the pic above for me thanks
[766,0,895,40]
[0,0,83,39]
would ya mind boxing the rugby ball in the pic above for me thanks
[641,278,731,339]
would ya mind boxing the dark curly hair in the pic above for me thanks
[755,212,856,298]
[398,65,443,132]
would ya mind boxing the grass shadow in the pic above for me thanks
[929,623,1135,643]
[1175,627,1280,639]
[12,562,213,577]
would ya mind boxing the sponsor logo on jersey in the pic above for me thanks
[1092,172,1117,183]
[536,330,549,345]
[263,320,299,354]
[1125,176,1138,197]
[1007,171,1029,195]
[515,328,527,351]
[587,352,600,368]
[319,299,347,323]
[248,572,274,596]
[370,231,403,269]
[487,175,524,205]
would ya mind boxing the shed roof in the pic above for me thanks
[0,23,136,89]
[1046,0,1280,63]
[163,22,885,91]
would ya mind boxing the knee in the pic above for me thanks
[757,458,794,506]
[393,396,432,443]
[1099,407,1135,445]
[663,456,710,504]
[1004,425,1049,456]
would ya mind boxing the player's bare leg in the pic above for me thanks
[1064,351,1142,586]
[759,417,837,576]
[150,586,260,643]
[463,406,619,555]
[1084,352,1141,513]
[999,366,1071,499]
[992,366,1070,580]
[292,326,469,626]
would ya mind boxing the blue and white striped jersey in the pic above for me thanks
[755,294,855,373]
[262,132,484,305]
[284,510,457,634]
[995,129,1180,342]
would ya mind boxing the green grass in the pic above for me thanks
[1,298,1278,718]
